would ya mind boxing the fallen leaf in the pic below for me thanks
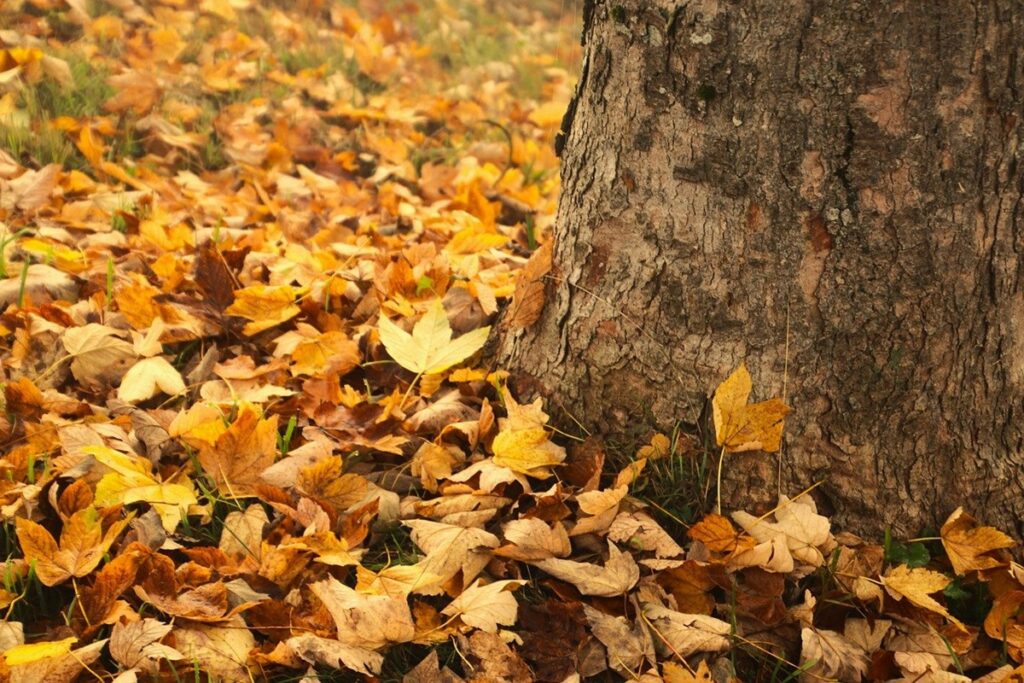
[441,579,524,632]
[197,406,279,497]
[641,603,731,657]
[311,576,416,649]
[404,520,500,594]
[800,627,869,683]
[61,324,138,386]
[109,618,183,673]
[507,240,552,329]
[15,507,128,586]
[117,356,187,403]
[532,542,640,597]
[882,565,964,630]
[941,507,1014,576]
[225,285,304,335]
[378,298,489,375]
[712,364,789,453]
[583,603,655,676]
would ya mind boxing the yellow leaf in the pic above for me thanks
[712,364,789,453]
[491,387,566,477]
[440,579,524,632]
[941,507,1015,575]
[76,126,104,168]
[169,403,228,448]
[3,637,76,666]
[117,356,187,403]
[378,299,489,375]
[663,660,712,683]
[637,433,671,460]
[226,285,304,335]
[492,427,565,477]
[882,565,964,630]
[123,483,199,533]
[291,331,360,377]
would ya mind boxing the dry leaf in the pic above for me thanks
[311,576,416,649]
[800,627,869,683]
[441,579,525,632]
[663,660,712,683]
[197,406,279,497]
[712,364,789,453]
[641,603,731,657]
[15,507,128,586]
[379,299,490,375]
[117,356,187,403]
[583,604,655,676]
[109,618,183,673]
[404,520,500,594]
[531,542,640,597]
[225,285,304,335]
[882,565,964,630]
[62,324,138,386]
[940,507,1014,575]
[507,240,552,329]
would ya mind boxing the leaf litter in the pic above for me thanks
[0,1,1023,682]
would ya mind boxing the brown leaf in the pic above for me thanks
[508,240,552,329]
[15,507,128,586]
[531,542,639,597]
[197,406,279,497]
[110,618,182,672]
[194,241,236,311]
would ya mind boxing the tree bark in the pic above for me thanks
[498,0,1024,539]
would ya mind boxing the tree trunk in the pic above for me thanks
[498,0,1024,539]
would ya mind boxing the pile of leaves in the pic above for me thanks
[2,1,1024,682]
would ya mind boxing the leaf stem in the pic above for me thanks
[715,444,727,515]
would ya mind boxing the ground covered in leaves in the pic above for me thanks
[2,1,1024,682]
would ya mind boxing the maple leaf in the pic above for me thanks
[642,603,732,657]
[800,627,869,683]
[173,618,256,682]
[583,604,656,677]
[491,387,566,477]
[109,618,183,674]
[531,542,640,597]
[507,240,552,329]
[496,518,571,561]
[61,323,138,386]
[355,563,442,597]
[441,579,524,632]
[15,507,129,586]
[882,565,965,630]
[3,638,106,683]
[378,298,489,375]
[311,576,416,649]
[117,356,187,403]
[940,507,1015,575]
[197,406,279,497]
[225,284,305,335]
[404,520,500,594]
[732,495,834,573]
[712,363,789,453]
[663,660,712,683]
[91,445,198,533]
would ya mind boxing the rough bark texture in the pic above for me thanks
[498,0,1024,538]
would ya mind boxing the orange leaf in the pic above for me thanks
[197,406,279,497]
[941,507,1015,575]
